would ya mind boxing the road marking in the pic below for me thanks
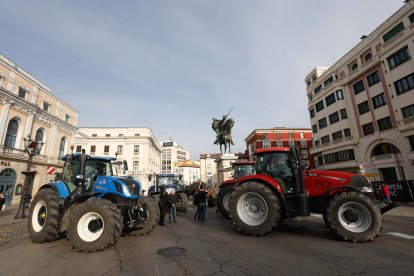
[387,232,414,240]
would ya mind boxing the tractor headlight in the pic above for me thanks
[122,184,131,196]
[360,186,373,193]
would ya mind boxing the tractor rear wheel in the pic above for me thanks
[217,184,233,219]
[28,188,60,242]
[68,198,123,252]
[134,196,160,236]
[229,182,281,236]
[325,191,382,242]
[176,192,189,212]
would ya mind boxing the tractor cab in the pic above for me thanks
[254,147,305,195]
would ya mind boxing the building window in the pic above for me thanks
[18,87,27,99]
[336,89,344,100]
[105,134,111,137]
[314,140,320,147]
[90,145,96,155]
[134,145,140,155]
[321,135,330,144]
[315,100,324,112]
[351,63,358,72]
[76,145,82,153]
[401,104,414,119]
[133,161,139,172]
[309,109,315,118]
[288,133,293,139]
[344,128,351,137]
[300,132,304,139]
[340,109,348,119]
[365,53,373,62]
[58,138,66,158]
[314,85,322,94]
[135,133,140,136]
[408,135,414,151]
[92,134,97,137]
[276,141,283,147]
[382,22,404,43]
[325,93,336,106]
[332,130,343,141]
[324,149,355,164]
[312,124,318,133]
[302,150,308,159]
[353,80,365,95]
[358,101,370,115]
[410,12,414,23]
[4,119,18,148]
[387,46,411,70]
[104,145,110,155]
[324,76,333,87]
[42,101,50,112]
[300,140,307,148]
[377,116,393,131]
[329,111,340,124]
[372,93,387,109]
[263,139,271,148]
[117,145,123,153]
[362,122,375,136]
[318,118,327,129]
[118,134,124,137]
[288,140,295,147]
[367,71,380,87]
[65,114,70,123]
[394,72,414,95]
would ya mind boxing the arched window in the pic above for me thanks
[4,119,18,148]
[351,63,358,71]
[372,143,401,156]
[365,53,373,61]
[35,129,44,154]
[58,137,66,158]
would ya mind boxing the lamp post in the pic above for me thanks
[15,135,44,219]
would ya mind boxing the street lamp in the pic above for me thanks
[15,135,44,219]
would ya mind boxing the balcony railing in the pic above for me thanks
[0,145,63,166]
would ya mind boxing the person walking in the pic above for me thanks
[380,184,392,204]
[194,185,208,223]
[167,190,178,223]
[158,189,168,226]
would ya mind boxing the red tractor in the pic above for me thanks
[229,147,394,242]
[217,161,255,218]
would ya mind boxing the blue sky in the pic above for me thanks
[0,1,403,159]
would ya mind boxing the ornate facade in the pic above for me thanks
[0,54,78,205]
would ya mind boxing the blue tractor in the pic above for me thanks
[28,151,160,252]
[149,174,189,212]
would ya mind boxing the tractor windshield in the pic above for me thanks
[255,152,296,194]
[157,176,174,186]
[234,165,255,179]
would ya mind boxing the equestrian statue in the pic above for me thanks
[212,108,235,154]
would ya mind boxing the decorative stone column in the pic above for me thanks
[0,99,13,143]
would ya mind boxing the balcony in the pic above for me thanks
[398,117,414,132]
[0,145,63,166]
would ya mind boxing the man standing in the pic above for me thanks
[167,190,178,223]
[194,185,208,223]
[158,189,168,226]
[0,193,5,212]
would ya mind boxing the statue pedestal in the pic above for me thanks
[215,154,238,195]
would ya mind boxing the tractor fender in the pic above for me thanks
[318,185,364,210]
[60,194,96,233]
[219,179,237,189]
[37,181,71,201]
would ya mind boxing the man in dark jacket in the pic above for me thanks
[158,189,168,226]
[194,185,208,222]
[167,190,179,223]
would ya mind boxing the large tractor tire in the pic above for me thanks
[28,188,60,243]
[217,184,233,219]
[324,191,383,242]
[229,182,281,236]
[176,192,189,213]
[134,196,160,236]
[68,198,123,252]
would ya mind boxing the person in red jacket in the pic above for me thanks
[381,184,392,204]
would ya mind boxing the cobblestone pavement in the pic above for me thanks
[0,206,28,242]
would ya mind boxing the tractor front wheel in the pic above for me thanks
[325,191,383,242]
[229,182,281,236]
[68,198,123,252]
[28,188,60,243]
[134,196,160,236]
[217,184,233,219]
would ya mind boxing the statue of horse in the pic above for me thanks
[212,116,234,154]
